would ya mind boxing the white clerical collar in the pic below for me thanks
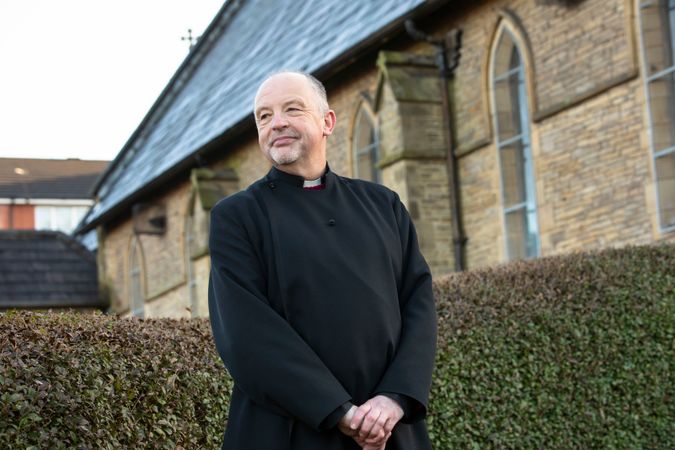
[303,177,323,188]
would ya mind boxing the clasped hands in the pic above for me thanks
[337,395,403,450]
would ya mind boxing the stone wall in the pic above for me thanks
[535,78,656,254]
[458,143,503,267]
[100,182,192,317]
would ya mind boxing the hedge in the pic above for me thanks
[429,244,674,449]
[0,313,231,449]
[1,244,673,449]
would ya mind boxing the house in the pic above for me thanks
[0,157,108,235]
[0,158,107,310]
[75,0,675,318]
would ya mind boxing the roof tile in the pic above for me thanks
[0,230,103,309]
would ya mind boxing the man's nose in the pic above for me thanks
[270,113,289,130]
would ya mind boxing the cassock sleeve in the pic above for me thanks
[374,194,438,424]
[208,200,352,431]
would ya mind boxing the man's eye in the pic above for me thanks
[258,113,270,121]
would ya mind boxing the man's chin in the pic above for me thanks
[269,148,301,166]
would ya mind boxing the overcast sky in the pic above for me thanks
[0,0,224,162]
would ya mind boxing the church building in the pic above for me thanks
[76,0,675,317]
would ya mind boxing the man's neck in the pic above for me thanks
[274,161,327,181]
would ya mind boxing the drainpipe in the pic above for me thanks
[405,20,467,271]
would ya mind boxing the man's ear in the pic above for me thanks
[323,110,337,137]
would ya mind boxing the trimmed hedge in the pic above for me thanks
[0,313,231,449]
[429,244,674,449]
[1,244,673,449]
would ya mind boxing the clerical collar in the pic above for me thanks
[303,178,322,188]
[267,164,333,189]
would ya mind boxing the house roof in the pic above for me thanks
[78,0,439,232]
[0,158,108,200]
[0,230,104,310]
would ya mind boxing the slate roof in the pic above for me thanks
[79,0,439,232]
[0,158,108,199]
[0,230,104,310]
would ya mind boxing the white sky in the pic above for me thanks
[0,0,225,162]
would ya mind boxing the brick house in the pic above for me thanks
[0,157,108,235]
[0,158,107,311]
[75,0,675,318]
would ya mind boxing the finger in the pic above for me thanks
[364,430,386,445]
[358,408,382,438]
[383,414,399,435]
[364,413,389,442]
[338,405,358,436]
[349,403,372,431]
[351,434,367,447]
[338,423,356,437]
[366,428,392,445]
[344,404,357,422]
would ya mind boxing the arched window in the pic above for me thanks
[490,25,540,260]
[638,0,675,231]
[129,236,145,318]
[352,102,381,183]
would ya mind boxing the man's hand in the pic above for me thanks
[338,403,388,449]
[347,395,403,448]
[338,405,370,447]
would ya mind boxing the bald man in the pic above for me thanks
[208,71,437,450]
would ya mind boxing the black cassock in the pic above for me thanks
[208,166,437,450]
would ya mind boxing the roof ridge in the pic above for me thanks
[0,230,96,263]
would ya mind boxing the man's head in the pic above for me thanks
[253,71,336,179]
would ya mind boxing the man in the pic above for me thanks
[208,71,437,450]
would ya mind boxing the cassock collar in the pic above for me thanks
[266,164,335,189]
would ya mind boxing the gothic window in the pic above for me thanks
[352,102,381,183]
[491,26,540,260]
[638,0,675,230]
[129,236,145,318]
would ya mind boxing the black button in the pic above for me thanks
[328,219,336,226]
[268,182,276,189]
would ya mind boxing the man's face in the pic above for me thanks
[254,73,331,168]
